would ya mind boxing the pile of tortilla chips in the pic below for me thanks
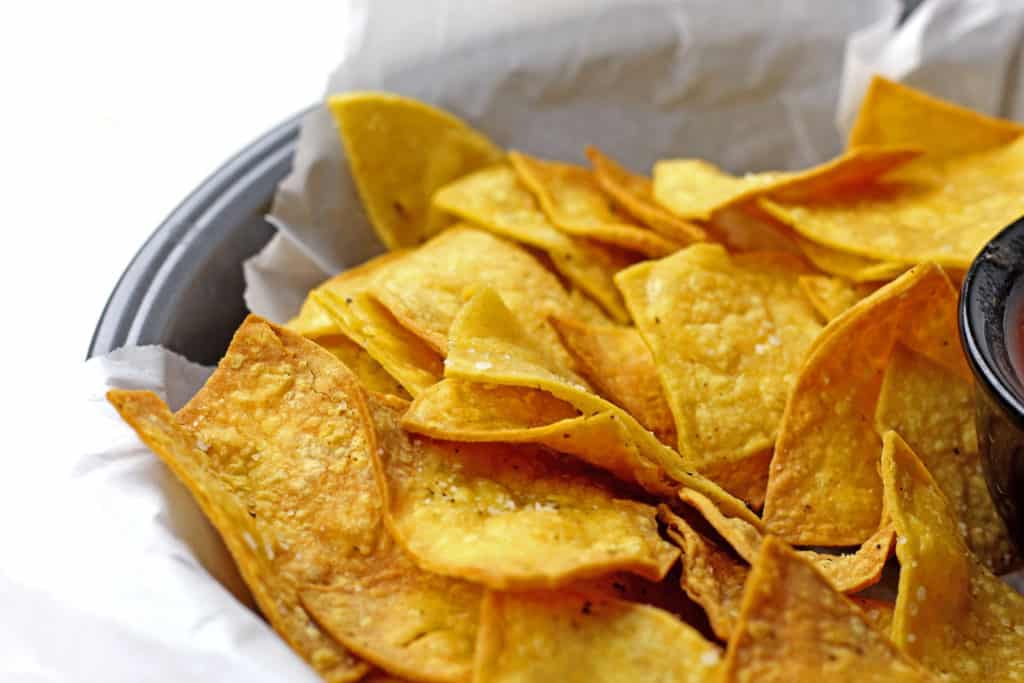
[111,77,1024,681]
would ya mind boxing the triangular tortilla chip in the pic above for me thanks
[327,92,503,248]
[370,392,678,590]
[721,536,933,682]
[653,146,920,221]
[510,151,685,257]
[848,76,1024,157]
[616,245,821,476]
[475,590,722,683]
[432,164,631,322]
[549,315,676,445]
[875,345,1017,573]
[585,145,707,243]
[444,286,762,526]
[882,431,1024,681]
[763,264,960,545]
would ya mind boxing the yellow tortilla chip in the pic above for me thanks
[109,388,369,683]
[653,145,920,221]
[763,135,1024,269]
[313,334,410,398]
[681,489,894,593]
[719,536,932,682]
[370,392,678,590]
[875,345,1016,573]
[616,245,821,469]
[444,286,762,526]
[882,431,1024,681]
[432,164,631,322]
[585,145,707,243]
[368,226,581,371]
[699,452,771,512]
[849,76,1024,157]
[401,379,672,496]
[475,590,722,683]
[660,506,748,640]
[763,264,959,545]
[509,151,685,257]
[850,597,895,637]
[797,275,864,322]
[795,237,907,282]
[548,315,676,445]
[327,92,503,249]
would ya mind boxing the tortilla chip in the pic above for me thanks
[509,151,685,257]
[876,345,1017,573]
[653,145,920,221]
[763,264,959,545]
[850,597,895,637]
[444,286,762,526]
[719,536,932,682]
[474,590,722,683]
[798,275,864,322]
[882,431,1024,681]
[370,392,678,590]
[681,489,894,593]
[585,146,708,243]
[327,92,503,248]
[313,334,410,398]
[762,136,1024,269]
[401,379,672,496]
[616,245,821,468]
[432,164,631,322]
[660,506,748,639]
[548,316,676,445]
[705,204,805,253]
[849,76,1024,157]
[699,452,771,512]
[794,237,907,282]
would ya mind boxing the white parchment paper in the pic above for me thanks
[11,1,1024,680]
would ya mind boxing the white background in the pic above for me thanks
[1,0,354,428]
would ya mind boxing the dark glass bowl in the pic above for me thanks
[960,215,1024,552]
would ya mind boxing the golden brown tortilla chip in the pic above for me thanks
[875,345,1016,573]
[444,286,762,526]
[616,245,821,477]
[660,506,748,640]
[794,237,907,283]
[848,76,1024,157]
[327,92,503,248]
[313,334,410,398]
[371,392,678,590]
[720,536,932,682]
[548,315,676,445]
[763,264,959,545]
[474,590,722,683]
[510,151,685,257]
[798,275,864,322]
[850,597,895,637]
[585,145,707,244]
[653,146,920,221]
[882,431,1024,681]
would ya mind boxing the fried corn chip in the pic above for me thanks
[850,597,895,636]
[653,146,920,221]
[444,287,762,526]
[681,489,894,593]
[314,334,410,398]
[882,431,1024,681]
[585,145,707,244]
[432,164,631,322]
[876,345,1016,574]
[794,237,906,282]
[616,245,821,469]
[328,92,503,248]
[719,536,932,682]
[798,275,864,322]
[763,135,1024,269]
[763,264,958,545]
[509,151,685,257]
[371,392,678,590]
[548,315,676,444]
[660,506,748,639]
[109,389,369,683]
[475,590,722,683]
[368,226,581,373]
[699,452,772,512]
[849,76,1024,157]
